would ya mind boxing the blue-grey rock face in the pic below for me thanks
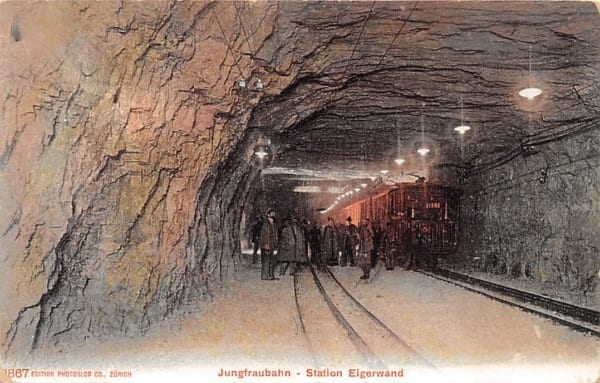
[460,131,600,308]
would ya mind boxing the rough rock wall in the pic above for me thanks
[0,1,283,359]
[459,131,599,305]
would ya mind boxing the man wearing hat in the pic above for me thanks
[259,209,278,280]
[341,216,359,267]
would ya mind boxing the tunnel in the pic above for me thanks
[0,1,599,382]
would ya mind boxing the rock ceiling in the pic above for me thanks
[246,1,599,187]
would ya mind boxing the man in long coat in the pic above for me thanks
[403,227,416,270]
[358,218,375,279]
[382,220,396,270]
[308,223,322,265]
[321,217,338,266]
[259,209,278,280]
[278,216,307,275]
[250,216,263,264]
[341,217,359,266]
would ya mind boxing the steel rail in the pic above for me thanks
[307,265,386,369]
[322,266,438,369]
[419,269,599,337]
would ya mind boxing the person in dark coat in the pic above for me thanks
[358,218,375,279]
[259,209,278,280]
[382,220,396,270]
[308,224,322,265]
[403,227,416,270]
[341,217,359,267]
[372,220,383,269]
[250,216,263,264]
[413,227,427,268]
[302,219,310,259]
[321,217,339,266]
[278,216,307,275]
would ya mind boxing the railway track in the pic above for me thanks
[419,268,600,337]
[293,264,437,371]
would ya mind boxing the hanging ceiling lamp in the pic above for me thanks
[519,45,543,100]
[254,146,268,159]
[394,123,405,165]
[454,96,471,135]
[417,115,429,156]
[417,148,430,156]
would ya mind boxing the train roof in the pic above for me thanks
[337,181,460,212]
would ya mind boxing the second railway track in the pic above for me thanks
[418,268,600,337]
[293,264,438,371]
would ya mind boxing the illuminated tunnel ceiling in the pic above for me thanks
[246,1,599,192]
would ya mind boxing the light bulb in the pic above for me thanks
[454,125,471,135]
[518,87,542,100]
[254,149,268,159]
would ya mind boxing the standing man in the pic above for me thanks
[372,220,383,270]
[250,216,263,264]
[341,217,359,267]
[259,209,278,280]
[415,226,425,270]
[403,227,416,270]
[382,220,396,271]
[301,219,310,260]
[278,216,307,275]
[308,223,322,265]
[321,217,338,266]
[358,218,375,280]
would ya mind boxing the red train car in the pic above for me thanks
[336,182,460,268]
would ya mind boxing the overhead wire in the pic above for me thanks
[211,6,246,79]
[376,1,419,68]
[340,1,376,81]
[232,1,256,58]
[467,118,599,176]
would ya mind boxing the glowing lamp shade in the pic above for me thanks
[417,147,430,156]
[360,183,367,188]
[254,149,268,159]
[380,169,389,175]
[394,158,406,165]
[454,125,471,135]
[518,87,542,100]
[354,188,361,192]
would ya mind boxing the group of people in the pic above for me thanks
[251,209,310,280]
[319,216,399,280]
[250,209,428,281]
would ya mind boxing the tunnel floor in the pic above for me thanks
[23,254,600,383]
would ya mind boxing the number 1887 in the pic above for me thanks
[3,368,29,378]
